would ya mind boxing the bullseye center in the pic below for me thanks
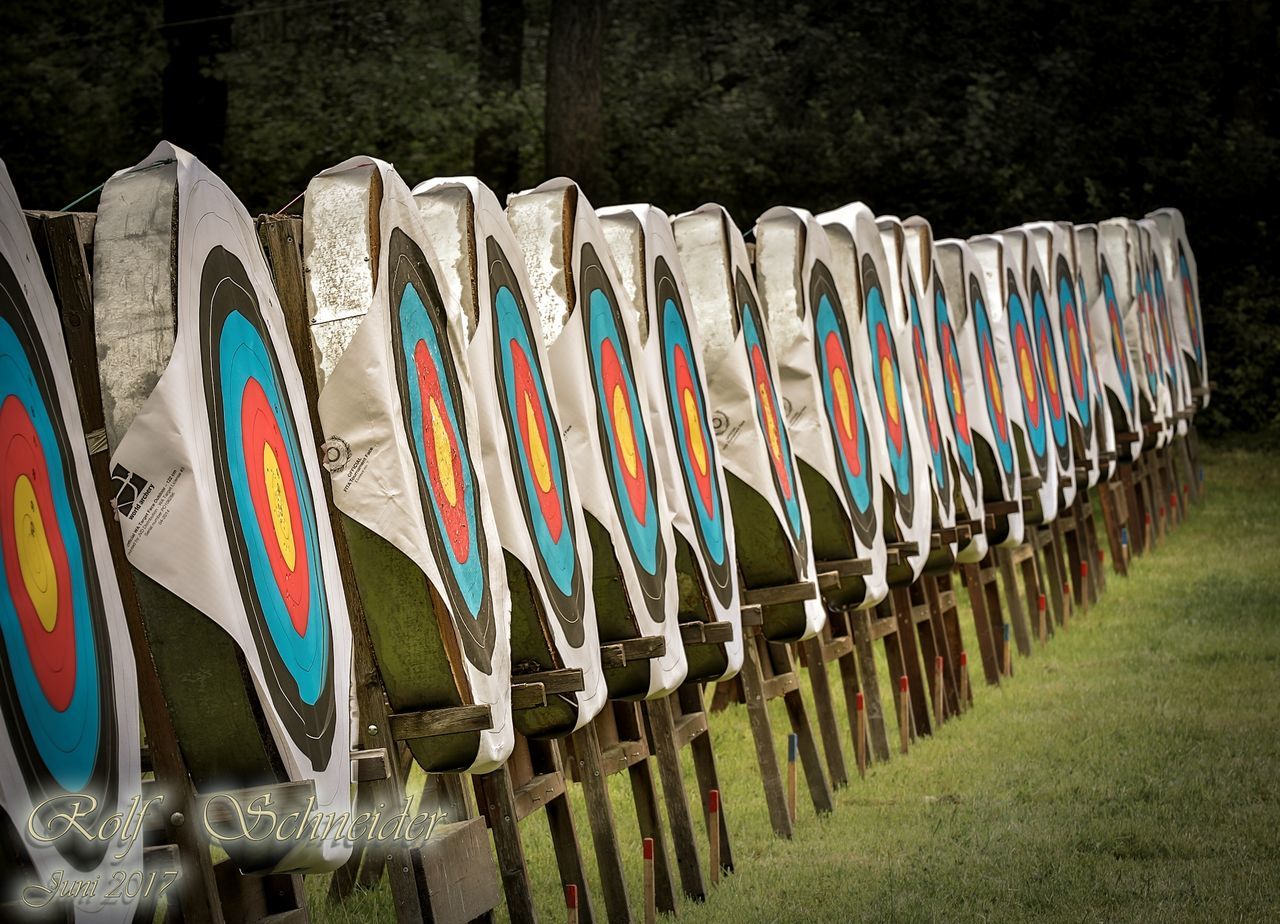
[428,396,458,507]
[261,443,296,573]
[832,367,853,437]
[13,474,57,632]
[1021,351,1035,396]
[880,356,899,423]
[682,388,708,477]
[611,385,639,479]
[523,393,553,494]
[759,382,782,463]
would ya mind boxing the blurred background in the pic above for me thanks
[1,0,1275,439]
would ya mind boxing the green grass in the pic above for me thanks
[310,446,1280,922]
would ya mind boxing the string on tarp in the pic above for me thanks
[59,158,177,212]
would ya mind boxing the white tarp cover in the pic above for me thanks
[1094,220,1145,462]
[754,206,891,603]
[97,143,353,871]
[672,205,825,639]
[903,218,987,563]
[1139,217,1193,439]
[1001,228,1079,509]
[817,204,931,580]
[1071,225,1120,481]
[413,176,607,731]
[1146,207,1207,405]
[507,180,686,698]
[969,234,1060,523]
[303,158,513,771]
[597,204,743,679]
[877,216,959,553]
[936,239,1024,549]
[0,161,143,920]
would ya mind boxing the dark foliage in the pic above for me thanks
[1,0,1275,435]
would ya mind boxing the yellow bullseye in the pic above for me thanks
[523,393,553,493]
[13,475,57,632]
[832,367,853,437]
[1020,351,1035,396]
[428,397,458,507]
[611,385,639,479]
[759,382,782,462]
[880,356,899,424]
[262,444,297,572]
[682,387,708,477]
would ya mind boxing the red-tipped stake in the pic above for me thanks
[786,733,799,823]
[898,675,910,754]
[708,790,721,885]
[934,656,945,723]
[960,652,970,710]
[643,838,655,924]
[1038,593,1048,646]
[1002,623,1012,678]
[566,884,579,924]
[855,691,867,778]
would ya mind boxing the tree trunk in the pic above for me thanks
[476,0,526,200]
[545,0,609,199]
[162,0,233,171]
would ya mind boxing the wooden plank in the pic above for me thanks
[984,499,1021,516]
[816,557,874,577]
[514,668,585,695]
[474,767,538,921]
[742,580,818,607]
[389,705,493,742]
[511,683,548,711]
[761,671,800,699]
[679,621,736,646]
[816,570,842,590]
[414,817,502,924]
[511,769,569,822]
[739,604,764,628]
[569,723,634,922]
[600,636,666,669]
[738,636,792,837]
[645,696,707,902]
[868,615,899,641]
[671,711,709,750]
[820,635,854,661]
[351,748,391,783]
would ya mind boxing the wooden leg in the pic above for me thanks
[770,643,835,816]
[960,563,1001,686]
[625,749,677,915]
[677,683,734,873]
[644,695,707,902]
[997,549,1033,657]
[738,631,793,838]
[800,635,849,788]
[923,575,963,717]
[568,723,633,924]
[852,608,892,761]
[475,767,539,924]
[1097,480,1128,577]
[889,586,932,736]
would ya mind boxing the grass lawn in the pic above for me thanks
[310,445,1280,922]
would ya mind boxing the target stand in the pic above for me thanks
[25,208,329,924]
[960,502,1022,686]
[1098,437,1137,577]
[257,214,506,924]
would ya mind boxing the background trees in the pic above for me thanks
[1,0,1275,437]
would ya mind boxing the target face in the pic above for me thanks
[864,257,915,522]
[935,285,977,496]
[737,270,808,563]
[970,275,1015,488]
[908,279,951,505]
[655,256,733,608]
[1151,255,1180,395]
[388,230,496,672]
[1100,256,1135,413]
[581,243,667,623]
[1177,243,1203,369]
[1056,257,1091,429]
[200,246,337,769]
[1029,269,1070,472]
[1006,270,1048,471]
[1140,269,1160,398]
[488,237,585,647]
[0,255,119,869]
[810,262,876,547]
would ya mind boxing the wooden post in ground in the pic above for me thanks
[898,676,911,754]
[708,790,721,886]
[786,734,799,824]
[855,692,867,778]
[959,652,970,711]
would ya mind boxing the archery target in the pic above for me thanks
[1150,251,1182,403]
[1056,256,1092,433]
[580,242,668,624]
[0,259,122,873]
[908,276,952,507]
[388,230,498,670]
[1177,242,1203,373]
[739,270,808,562]
[1006,269,1048,474]
[201,246,338,767]
[655,255,734,607]
[1029,266,1071,474]
[1100,255,1136,415]
[935,285,976,491]
[969,274,1015,491]
[489,237,586,645]
[812,262,877,547]
[864,256,916,523]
